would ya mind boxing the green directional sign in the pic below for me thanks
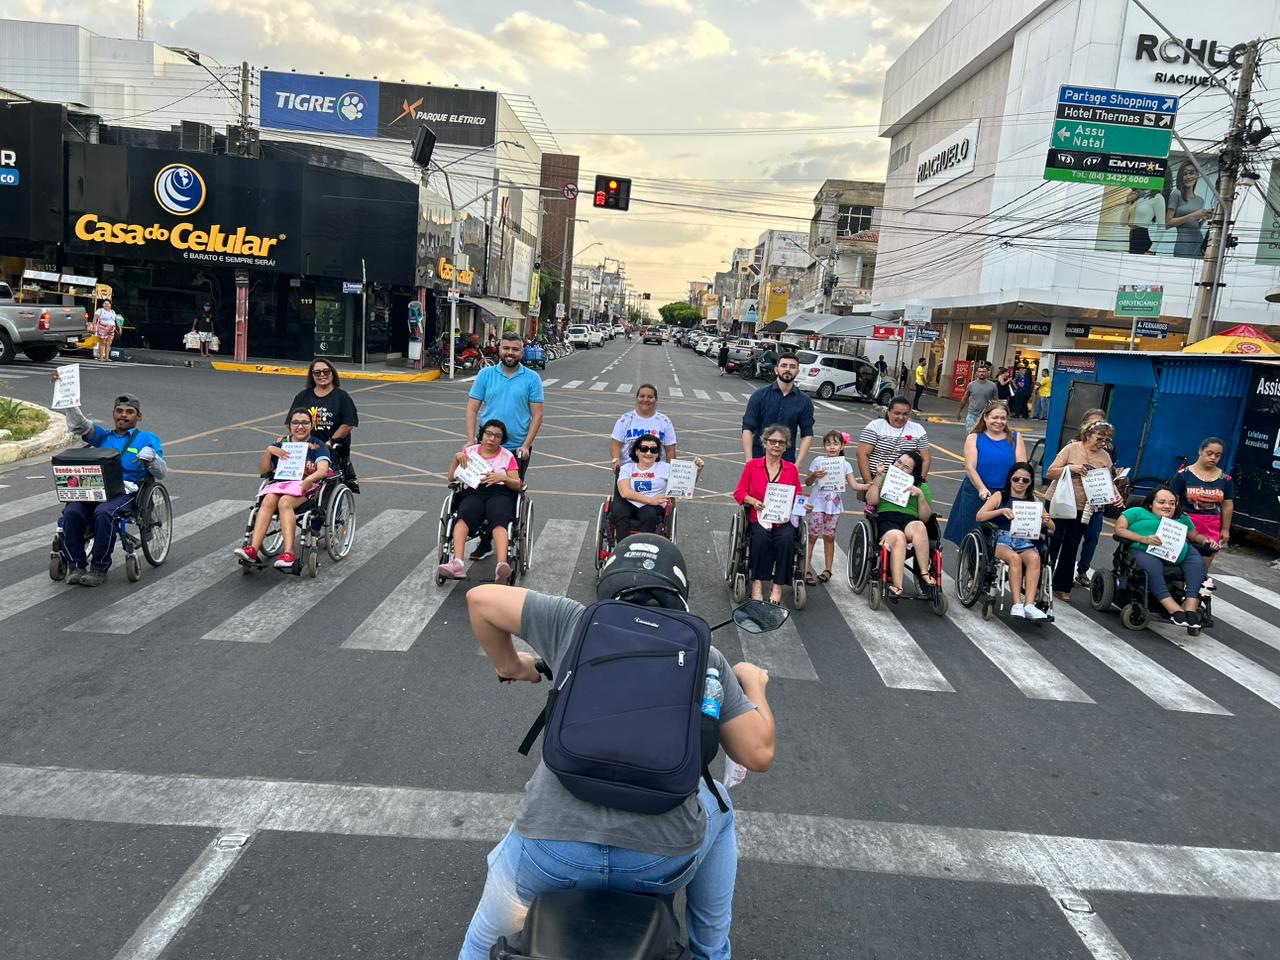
[1045,85,1177,190]
[1115,284,1163,318]
[1050,121,1171,158]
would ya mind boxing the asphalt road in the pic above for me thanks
[0,340,1277,960]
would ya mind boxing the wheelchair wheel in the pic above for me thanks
[847,520,871,594]
[325,485,357,562]
[868,578,883,611]
[1089,570,1115,611]
[981,599,995,621]
[594,502,611,570]
[1121,602,1147,630]
[732,573,748,604]
[138,482,173,566]
[125,552,142,582]
[954,530,986,608]
[792,579,807,610]
[724,512,741,583]
[305,548,319,579]
[49,539,66,582]
[261,525,284,558]
[931,584,949,616]
[518,499,533,576]
[666,505,678,544]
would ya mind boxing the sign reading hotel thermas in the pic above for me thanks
[1044,85,1178,190]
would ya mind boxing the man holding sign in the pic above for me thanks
[975,462,1054,620]
[733,424,804,605]
[1114,486,1217,632]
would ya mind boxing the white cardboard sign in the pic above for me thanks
[879,465,914,507]
[50,364,81,410]
[1009,500,1044,540]
[1082,468,1116,506]
[666,459,698,499]
[273,442,310,481]
[1146,517,1188,563]
[760,482,795,525]
[818,457,847,493]
[455,451,495,489]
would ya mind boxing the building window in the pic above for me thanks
[837,205,874,236]
[888,143,912,173]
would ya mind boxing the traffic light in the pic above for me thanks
[642,292,651,300]
[593,175,632,211]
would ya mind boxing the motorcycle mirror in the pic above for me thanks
[731,600,790,634]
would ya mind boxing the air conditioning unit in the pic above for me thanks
[180,121,215,153]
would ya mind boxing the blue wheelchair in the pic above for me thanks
[49,477,173,583]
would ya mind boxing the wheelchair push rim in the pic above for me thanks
[954,529,986,608]
[139,482,173,566]
[326,485,357,562]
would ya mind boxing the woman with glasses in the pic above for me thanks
[1046,419,1120,603]
[733,424,804,605]
[867,449,934,598]
[975,461,1054,619]
[235,409,332,571]
[612,432,704,535]
[290,359,360,492]
[438,419,523,582]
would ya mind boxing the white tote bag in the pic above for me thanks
[1048,470,1079,519]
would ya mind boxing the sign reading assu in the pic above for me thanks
[0,101,65,243]
[260,72,379,138]
[378,82,497,147]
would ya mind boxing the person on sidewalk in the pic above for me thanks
[191,302,217,358]
[91,298,118,362]
[955,361,998,432]
[1033,369,1052,420]
[913,357,928,411]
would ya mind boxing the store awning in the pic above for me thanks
[781,311,851,336]
[816,315,883,339]
[759,319,788,335]
[463,296,525,323]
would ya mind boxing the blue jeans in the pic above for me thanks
[965,413,979,432]
[61,493,135,571]
[458,782,737,960]
[1032,395,1049,419]
[1076,508,1104,576]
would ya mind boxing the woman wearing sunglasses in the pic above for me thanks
[733,423,804,605]
[612,432,704,535]
[439,419,523,582]
[975,461,1054,619]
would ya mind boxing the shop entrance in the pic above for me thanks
[314,295,353,358]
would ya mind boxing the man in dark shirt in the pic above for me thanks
[741,352,814,463]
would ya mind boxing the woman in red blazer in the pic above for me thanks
[733,423,804,605]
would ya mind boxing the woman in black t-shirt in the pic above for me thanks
[290,358,360,491]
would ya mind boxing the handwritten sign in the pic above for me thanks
[273,442,310,481]
[1146,517,1188,563]
[1010,500,1044,540]
[818,456,847,493]
[455,450,494,489]
[666,459,698,499]
[760,482,795,525]
[1082,468,1116,506]
[792,494,811,518]
[879,465,914,507]
[50,364,81,410]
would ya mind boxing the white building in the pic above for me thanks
[870,0,1280,393]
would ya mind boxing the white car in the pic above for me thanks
[694,336,712,355]
[567,325,591,348]
[793,350,898,405]
[588,326,607,347]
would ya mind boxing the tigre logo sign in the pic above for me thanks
[154,163,206,216]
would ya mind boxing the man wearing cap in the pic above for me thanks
[191,301,217,358]
[54,377,167,587]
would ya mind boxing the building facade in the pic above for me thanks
[801,179,883,314]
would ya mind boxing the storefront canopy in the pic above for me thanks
[1182,324,1280,356]
[778,311,847,336]
[463,296,524,323]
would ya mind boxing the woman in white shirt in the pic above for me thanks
[613,433,702,535]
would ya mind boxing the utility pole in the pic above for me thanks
[1188,39,1258,345]
[238,61,251,158]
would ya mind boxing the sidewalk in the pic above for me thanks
[117,347,441,383]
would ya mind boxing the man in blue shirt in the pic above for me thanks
[741,352,814,463]
[58,388,167,586]
[465,331,544,560]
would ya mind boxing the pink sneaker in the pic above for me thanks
[273,552,298,570]
[235,545,260,564]
[494,561,512,582]
[437,558,467,580]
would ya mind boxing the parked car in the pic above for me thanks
[794,350,898,405]
[642,326,663,344]
[566,324,592,348]
[693,335,713,355]
[0,282,87,364]
[588,326,607,347]
[725,338,778,372]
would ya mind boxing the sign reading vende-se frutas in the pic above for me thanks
[260,72,380,138]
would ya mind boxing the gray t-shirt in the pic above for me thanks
[513,593,756,856]
[965,378,998,417]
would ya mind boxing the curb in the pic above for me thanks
[210,362,441,383]
[0,399,73,465]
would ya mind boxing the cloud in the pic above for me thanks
[491,12,607,72]
[800,0,946,45]
[626,19,731,69]
[760,138,888,182]
[640,0,696,13]
[759,48,834,82]
[573,0,641,29]
[760,44,893,112]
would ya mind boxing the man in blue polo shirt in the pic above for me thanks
[465,331,544,560]
[57,386,167,587]
[741,352,814,463]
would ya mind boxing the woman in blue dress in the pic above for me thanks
[943,400,1027,547]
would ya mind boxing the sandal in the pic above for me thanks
[889,585,904,597]
[920,573,936,587]
[804,571,817,586]
[818,570,832,583]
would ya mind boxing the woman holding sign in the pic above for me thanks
[612,433,704,536]
[944,401,1026,548]
[1045,420,1118,603]
[234,409,331,571]
[975,461,1054,619]
[1114,486,1216,629]
[867,450,934,597]
[734,424,803,605]
[438,419,522,582]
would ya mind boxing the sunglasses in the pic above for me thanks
[636,445,660,453]
[312,368,333,377]
[1011,476,1032,484]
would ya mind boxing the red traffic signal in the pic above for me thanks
[593,175,631,211]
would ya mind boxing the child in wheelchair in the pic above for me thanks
[975,461,1054,620]
[438,419,523,582]
[234,408,332,571]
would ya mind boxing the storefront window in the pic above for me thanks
[960,322,990,362]
[313,296,352,358]
[1006,333,1045,370]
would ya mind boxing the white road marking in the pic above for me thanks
[111,832,254,960]
[1150,621,1280,711]
[940,573,1093,703]
[5,761,1280,902]
[589,381,608,391]
[711,531,819,680]
[342,546,457,652]
[1050,605,1229,715]
[0,489,56,524]
[829,539,954,691]
[204,510,422,644]
[0,522,51,563]
[541,378,559,387]
[693,389,711,400]
[717,391,737,403]
[669,387,684,397]
[672,375,680,385]
[1017,838,1135,960]
[741,392,753,399]
[1207,596,1280,653]
[1214,574,1280,613]
[818,400,843,411]
[615,383,632,393]
[562,380,583,389]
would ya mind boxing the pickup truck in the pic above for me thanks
[0,282,87,364]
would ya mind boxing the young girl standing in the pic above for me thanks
[803,430,868,584]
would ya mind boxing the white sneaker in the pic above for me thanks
[1024,605,1050,621]
[1009,603,1026,618]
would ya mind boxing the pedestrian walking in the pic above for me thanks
[191,301,216,358]
[912,357,928,411]
[407,301,426,371]
[717,341,730,376]
[1012,365,1032,418]
[90,298,118,362]
[875,355,888,376]
[741,352,814,464]
[897,361,909,393]
[995,367,1016,407]
[955,361,998,431]
[1033,368,1052,420]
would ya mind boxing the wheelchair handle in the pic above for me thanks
[499,657,553,683]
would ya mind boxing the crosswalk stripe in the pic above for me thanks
[541,378,559,387]
[711,531,819,681]
[0,490,56,525]
[1150,621,1280,711]
[717,391,737,403]
[563,380,583,389]
[0,370,31,378]
[669,387,684,398]
[1207,596,1280,654]
[829,540,954,692]
[0,523,51,563]
[1215,575,1280,613]
[616,383,632,393]
[693,389,711,400]
[741,392,753,399]
[343,546,457,652]
[939,574,1093,703]
[817,400,842,412]
[1050,605,1229,715]
[590,382,608,391]
[203,510,422,644]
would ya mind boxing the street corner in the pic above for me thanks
[210,361,441,383]
[0,399,73,465]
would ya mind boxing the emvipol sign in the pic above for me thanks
[914,120,980,198]
[0,147,17,186]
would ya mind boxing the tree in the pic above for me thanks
[537,270,562,325]
[658,301,702,327]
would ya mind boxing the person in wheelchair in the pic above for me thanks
[1114,486,1218,631]
[866,450,934,598]
[438,419,523,582]
[290,358,360,493]
[612,433,703,536]
[234,409,332,571]
[733,423,804,605]
[54,382,166,587]
[974,461,1054,620]
[609,384,678,468]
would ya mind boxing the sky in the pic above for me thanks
[1,0,949,305]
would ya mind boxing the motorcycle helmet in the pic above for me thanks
[596,534,690,611]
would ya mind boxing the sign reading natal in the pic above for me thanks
[1044,85,1178,190]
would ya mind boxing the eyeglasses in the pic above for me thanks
[290,420,313,427]
[636,445,660,453]
[1010,477,1032,484]
[481,430,505,439]
[764,438,788,446]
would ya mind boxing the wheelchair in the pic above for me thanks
[435,481,533,586]
[953,522,1054,622]
[593,493,678,577]
[238,474,357,578]
[1089,542,1214,634]
[845,509,948,615]
[49,477,174,583]
[723,506,809,609]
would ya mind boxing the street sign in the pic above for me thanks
[342,281,362,294]
[1115,284,1163,318]
[562,183,578,200]
[913,328,940,342]
[872,325,905,341]
[1007,320,1051,336]
[1135,319,1169,339]
[903,303,932,325]
[1066,323,1092,339]
[447,288,460,304]
[1044,85,1177,190]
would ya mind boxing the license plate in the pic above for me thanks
[66,336,79,344]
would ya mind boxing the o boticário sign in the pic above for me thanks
[1115,284,1164,318]
[1044,85,1178,190]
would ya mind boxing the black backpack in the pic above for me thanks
[519,600,728,815]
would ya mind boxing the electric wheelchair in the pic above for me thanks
[1088,541,1214,635]
[724,506,809,609]
[845,508,948,615]
[435,481,533,586]
[953,522,1054,621]
[593,492,678,578]
[238,473,357,578]
[49,476,174,583]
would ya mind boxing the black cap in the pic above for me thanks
[114,393,142,412]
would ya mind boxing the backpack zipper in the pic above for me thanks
[587,650,688,667]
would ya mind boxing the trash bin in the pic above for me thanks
[408,338,422,361]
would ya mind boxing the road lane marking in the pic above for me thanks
[669,387,684,397]
[541,378,559,387]
[694,389,711,400]
[829,539,954,692]
[1214,575,1280,613]
[818,400,842,411]
[562,380,583,389]
[0,522,51,563]
[342,545,456,652]
[940,573,1093,703]
[0,490,56,524]
[711,531,818,680]
[1149,621,1280,711]
[4,761,1280,903]
[1017,838,1134,960]
[1206,595,1280,653]
[590,381,608,391]
[1050,605,1229,715]
[717,391,737,402]
[616,383,632,393]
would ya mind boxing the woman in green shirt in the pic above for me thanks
[867,450,933,597]
[1114,485,1218,630]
